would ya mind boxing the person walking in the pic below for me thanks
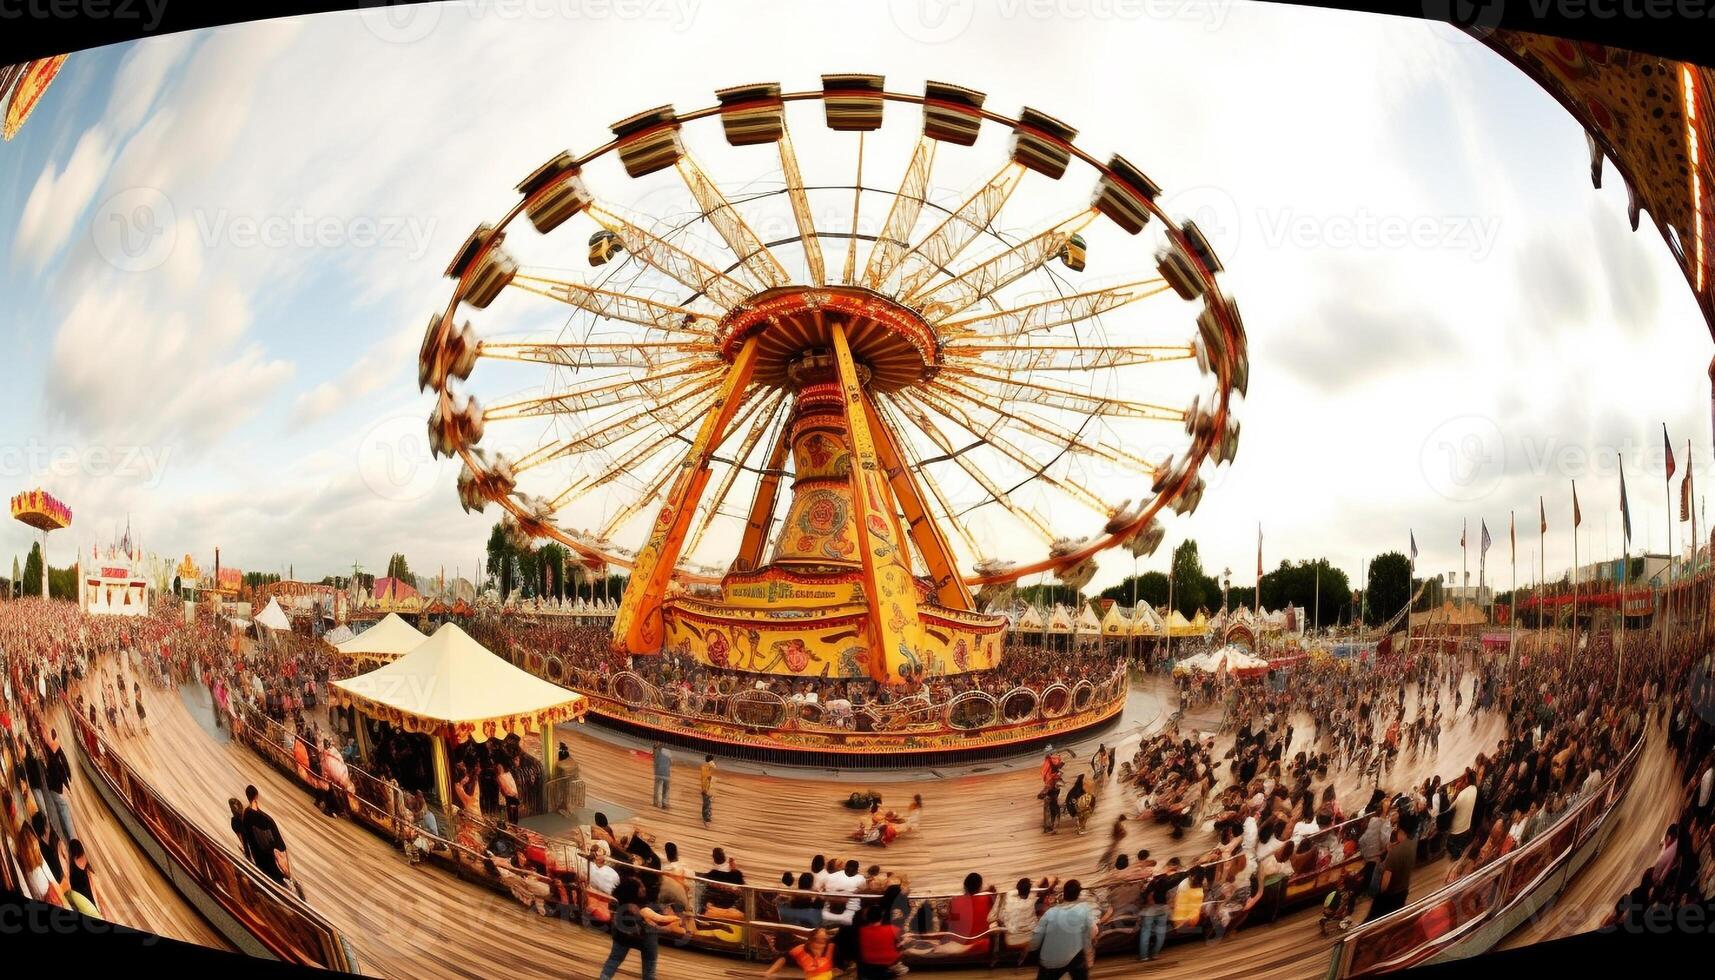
[1029,878,1096,980]
[240,784,292,889]
[597,876,681,980]
[43,728,75,847]
[652,743,671,809]
[700,754,716,827]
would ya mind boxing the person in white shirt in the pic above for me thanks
[585,848,620,897]
[1241,808,1260,866]
[1696,764,1713,817]
[819,858,864,926]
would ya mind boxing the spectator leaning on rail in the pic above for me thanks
[1029,878,1097,980]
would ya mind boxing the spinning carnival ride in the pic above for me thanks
[423,77,1247,686]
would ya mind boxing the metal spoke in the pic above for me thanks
[937,280,1170,339]
[676,152,792,289]
[587,203,752,308]
[908,388,1111,516]
[948,367,1188,423]
[860,135,936,288]
[885,392,1055,542]
[887,161,1025,298]
[910,208,1098,320]
[777,125,826,286]
[931,378,1158,476]
[509,274,721,336]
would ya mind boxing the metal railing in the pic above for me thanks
[1324,731,1646,977]
[64,709,357,972]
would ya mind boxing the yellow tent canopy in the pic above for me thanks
[1016,606,1045,631]
[333,612,426,663]
[331,623,585,743]
[1075,604,1102,635]
[1132,604,1165,637]
[1100,604,1131,635]
[1047,604,1075,634]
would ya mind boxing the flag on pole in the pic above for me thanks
[1540,497,1547,534]
[1256,524,1263,581]
[1509,511,1516,560]
[1682,465,1694,522]
[1573,481,1582,528]
[1409,531,1418,562]
[1619,454,1632,544]
[1480,520,1492,557]
[1664,423,1676,481]
[1460,520,1466,549]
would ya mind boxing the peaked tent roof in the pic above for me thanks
[1075,604,1102,633]
[334,612,426,662]
[255,598,290,631]
[331,622,585,742]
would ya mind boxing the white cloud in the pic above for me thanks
[15,127,114,268]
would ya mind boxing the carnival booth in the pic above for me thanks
[1100,602,1131,642]
[1131,604,1166,639]
[331,623,586,814]
[334,612,427,665]
[1174,645,1268,678]
[254,598,291,651]
[1015,605,1045,633]
[1074,603,1102,647]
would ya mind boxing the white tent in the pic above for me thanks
[335,612,427,663]
[331,623,585,742]
[1075,604,1102,635]
[1132,604,1165,637]
[1016,605,1045,631]
[322,624,355,646]
[255,598,290,632]
[1180,645,1268,674]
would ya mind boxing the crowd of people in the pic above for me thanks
[466,621,1129,725]
[4,593,1715,980]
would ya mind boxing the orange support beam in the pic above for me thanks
[830,324,925,684]
[612,337,760,653]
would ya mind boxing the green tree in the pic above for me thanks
[384,553,413,585]
[1258,558,1351,629]
[1366,552,1411,626]
[1098,571,1171,609]
[21,543,43,597]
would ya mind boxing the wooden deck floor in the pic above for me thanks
[79,670,1676,979]
[45,703,232,952]
[567,674,1507,894]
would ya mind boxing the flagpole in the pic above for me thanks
[1461,519,1469,614]
[1572,481,1580,656]
[1510,511,1517,681]
[1666,435,1676,650]
[1539,498,1546,658]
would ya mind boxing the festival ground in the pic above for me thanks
[51,656,1681,980]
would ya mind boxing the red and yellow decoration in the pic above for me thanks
[3,55,68,142]
[11,488,71,531]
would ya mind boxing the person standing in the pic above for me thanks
[43,728,75,847]
[652,743,671,810]
[1364,826,1416,922]
[1029,878,1096,980]
[699,754,716,827]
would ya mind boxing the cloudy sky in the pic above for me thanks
[1,0,1709,594]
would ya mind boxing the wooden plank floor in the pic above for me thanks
[85,665,1568,980]
[567,674,1508,895]
[45,703,232,951]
